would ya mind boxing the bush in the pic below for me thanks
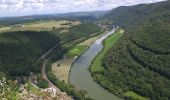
[37,79,49,89]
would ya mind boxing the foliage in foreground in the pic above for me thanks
[0,72,21,100]
[36,80,49,89]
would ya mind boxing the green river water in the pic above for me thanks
[69,28,122,100]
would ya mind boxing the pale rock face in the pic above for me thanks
[43,87,57,96]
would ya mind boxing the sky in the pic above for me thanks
[0,0,166,17]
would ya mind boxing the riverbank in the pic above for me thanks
[46,60,93,99]
[90,29,124,73]
[51,29,108,83]
[86,29,124,99]
[69,28,122,100]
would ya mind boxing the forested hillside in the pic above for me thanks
[103,0,170,29]
[0,22,101,77]
[0,31,62,76]
[94,0,170,100]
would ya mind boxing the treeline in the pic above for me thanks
[50,22,102,49]
[94,0,170,100]
[49,22,102,61]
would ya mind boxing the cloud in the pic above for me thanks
[0,0,166,17]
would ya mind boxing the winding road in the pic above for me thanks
[36,40,72,99]
[41,60,61,92]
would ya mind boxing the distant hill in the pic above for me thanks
[94,0,170,100]
[0,11,108,26]
[53,11,108,18]
[103,0,169,28]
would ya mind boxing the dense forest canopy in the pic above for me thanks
[94,0,170,100]
[103,0,170,29]
[0,31,62,76]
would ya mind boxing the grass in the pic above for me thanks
[66,45,88,57]
[90,29,124,72]
[11,93,21,100]
[0,20,81,32]
[124,91,149,100]
[0,27,10,33]
[36,79,49,89]
[52,58,75,83]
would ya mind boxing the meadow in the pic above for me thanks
[66,45,88,57]
[124,91,149,100]
[0,20,81,32]
[90,29,124,72]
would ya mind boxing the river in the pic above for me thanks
[69,28,122,100]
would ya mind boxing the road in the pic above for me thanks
[36,40,71,99]
[38,41,63,61]
[41,60,72,100]
[41,60,61,92]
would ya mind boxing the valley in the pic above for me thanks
[0,0,170,100]
[51,29,106,83]
[69,28,122,100]
[0,18,103,99]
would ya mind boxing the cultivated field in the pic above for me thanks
[0,20,81,32]
[0,27,10,33]
[51,57,75,83]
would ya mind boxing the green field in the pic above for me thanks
[90,29,124,72]
[124,91,149,100]
[0,20,80,33]
[66,45,88,57]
